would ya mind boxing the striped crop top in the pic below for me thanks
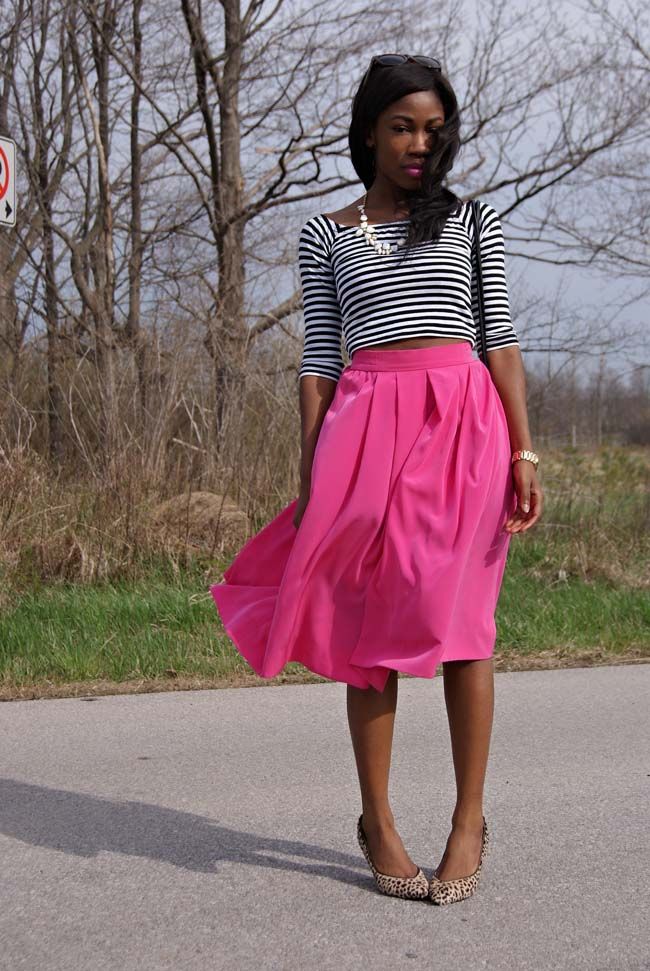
[298,199,519,382]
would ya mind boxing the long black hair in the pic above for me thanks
[348,59,463,250]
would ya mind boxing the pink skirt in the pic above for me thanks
[210,342,516,693]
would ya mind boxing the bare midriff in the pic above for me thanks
[357,336,468,351]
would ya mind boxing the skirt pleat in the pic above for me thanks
[210,342,516,693]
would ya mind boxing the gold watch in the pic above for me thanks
[511,448,539,469]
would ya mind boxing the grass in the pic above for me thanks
[0,546,647,700]
[0,444,648,699]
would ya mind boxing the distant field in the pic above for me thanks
[0,445,648,699]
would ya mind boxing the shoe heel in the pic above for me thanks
[356,815,429,901]
[480,817,490,861]
[428,815,489,906]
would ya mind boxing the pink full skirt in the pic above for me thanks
[210,341,516,692]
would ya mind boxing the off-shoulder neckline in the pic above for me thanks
[319,201,469,231]
[319,214,410,230]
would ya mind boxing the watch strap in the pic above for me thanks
[511,448,539,468]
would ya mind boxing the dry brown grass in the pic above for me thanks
[2,649,647,702]
[1,442,648,594]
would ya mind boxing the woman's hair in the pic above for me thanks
[348,59,463,249]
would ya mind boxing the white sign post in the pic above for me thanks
[0,136,16,227]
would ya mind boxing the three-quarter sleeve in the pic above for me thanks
[470,202,520,352]
[297,217,345,382]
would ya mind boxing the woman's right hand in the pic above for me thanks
[292,486,311,530]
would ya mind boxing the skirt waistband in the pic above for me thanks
[347,341,475,371]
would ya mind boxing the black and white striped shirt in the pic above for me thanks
[298,199,519,382]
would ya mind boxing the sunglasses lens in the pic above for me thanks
[414,56,442,69]
[375,54,407,66]
[361,53,442,90]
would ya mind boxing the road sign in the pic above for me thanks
[0,136,16,227]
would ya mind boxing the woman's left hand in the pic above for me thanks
[504,461,543,533]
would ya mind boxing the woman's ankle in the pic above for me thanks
[361,806,396,832]
[450,805,484,829]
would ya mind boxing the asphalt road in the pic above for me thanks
[1,664,648,971]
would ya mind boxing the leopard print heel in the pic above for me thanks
[356,815,430,900]
[428,816,490,905]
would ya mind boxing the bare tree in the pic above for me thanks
[126,0,146,418]
[1,0,77,461]
[1,0,648,477]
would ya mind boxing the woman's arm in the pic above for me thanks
[298,374,337,491]
[471,202,543,534]
[487,345,543,534]
[294,217,345,526]
[487,345,533,452]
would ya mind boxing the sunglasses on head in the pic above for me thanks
[358,53,442,94]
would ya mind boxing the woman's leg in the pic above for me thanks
[435,657,494,880]
[346,670,420,878]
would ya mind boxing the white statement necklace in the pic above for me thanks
[356,191,409,255]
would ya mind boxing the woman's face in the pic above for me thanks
[367,89,445,187]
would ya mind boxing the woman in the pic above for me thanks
[210,53,543,906]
